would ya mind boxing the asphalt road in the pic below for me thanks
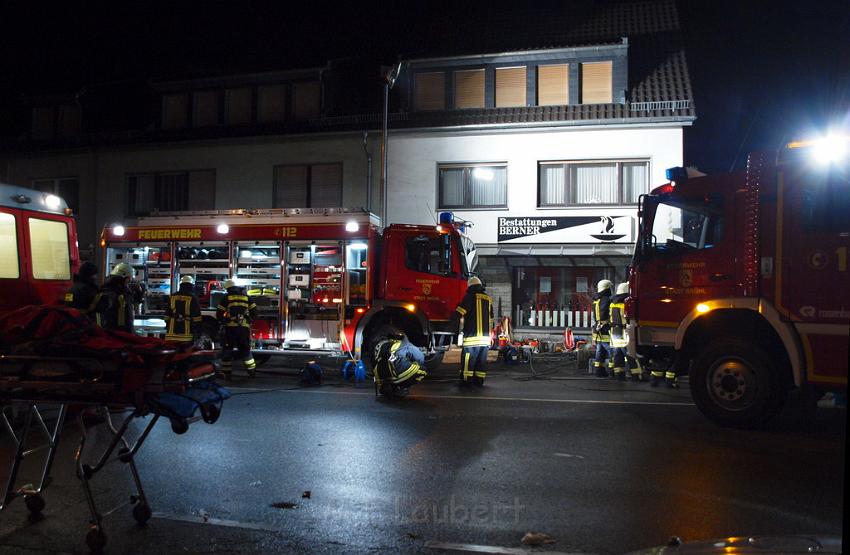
[0,358,845,554]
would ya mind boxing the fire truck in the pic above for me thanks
[629,136,849,427]
[0,183,79,316]
[100,208,476,368]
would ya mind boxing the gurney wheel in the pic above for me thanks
[170,418,189,435]
[201,404,220,424]
[24,493,45,515]
[86,527,107,552]
[132,502,152,525]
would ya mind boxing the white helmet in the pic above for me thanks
[222,279,236,289]
[597,279,613,293]
[180,275,195,285]
[468,276,482,287]
[110,262,135,279]
[616,282,629,295]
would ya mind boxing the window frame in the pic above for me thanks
[272,162,343,209]
[126,171,191,216]
[404,233,454,277]
[27,216,71,281]
[437,162,509,210]
[537,159,650,207]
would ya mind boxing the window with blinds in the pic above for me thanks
[226,88,252,125]
[438,164,507,209]
[273,163,342,208]
[414,72,445,111]
[537,64,569,106]
[580,61,613,104]
[259,85,287,122]
[127,171,214,215]
[538,160,648,206]
[454,69,485,109]
[162,94,188,129]
[495,67,526,107]
[293,81,321,121]
[193,91,220,127]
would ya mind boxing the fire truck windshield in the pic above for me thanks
[650,198,723,252]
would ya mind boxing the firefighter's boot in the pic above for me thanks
[593,361,607,378]
[614,367,626,381]
[665,371,678,389]
[650,370,664,387]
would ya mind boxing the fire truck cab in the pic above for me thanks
[630,138,849,427]
[0,183,79,316]
[101,208,474,369]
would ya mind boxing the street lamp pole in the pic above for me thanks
[379,60,403,227]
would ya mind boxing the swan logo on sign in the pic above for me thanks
[497,215,632,243]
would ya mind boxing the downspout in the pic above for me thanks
[362,131,372,213]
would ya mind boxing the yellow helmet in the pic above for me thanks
[110,262,135,279]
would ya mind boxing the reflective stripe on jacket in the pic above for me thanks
[455,285,494,347]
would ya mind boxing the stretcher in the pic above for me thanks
[0,305,230,552]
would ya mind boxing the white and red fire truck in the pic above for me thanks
[101,208,476,368]
[0,183,79,316]
[629,136,849,427]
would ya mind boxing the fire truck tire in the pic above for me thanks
[424,351,445,372]
[690,338,787,428]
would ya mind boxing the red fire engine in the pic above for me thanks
[0,183,79,316]
[101,208,475,368]
[629,136,849,427]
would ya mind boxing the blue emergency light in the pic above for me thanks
[665,166,688,183]
[439,211,454,224]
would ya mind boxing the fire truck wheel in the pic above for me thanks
[424,351,445,372]
[690,338,786,428]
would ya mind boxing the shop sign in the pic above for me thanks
[497,215,633,243]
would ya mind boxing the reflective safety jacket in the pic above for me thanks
[591,290,612,343]
[92,275,135,334]
[165,282,202,342]
[609,292,629,348]
[374,336,427,386]
[65,276,99,317]
[454,284,494,347]
[216,287,256,328]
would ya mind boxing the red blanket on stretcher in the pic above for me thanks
[0,305,199,392]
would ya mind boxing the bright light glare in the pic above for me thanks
[405,303,416,312]
[113,225,125,237]
[349,242,367,250]
[472,167,495,181]
[44,194,61,210]
[696,303,711,313]
[812,135,848,164]
[217,223,230,234]
[345,221,359,232]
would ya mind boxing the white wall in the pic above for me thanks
[386,125,684,246]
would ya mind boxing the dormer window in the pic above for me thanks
[162,94,188,129]
[495,67,526,107]
[225,88,252,125]
[537,64,569,106]
[192,90,220,127]
[454,69,485,109]
[293,81,320,121]
[580,61,613,104]
[414,72,445,111]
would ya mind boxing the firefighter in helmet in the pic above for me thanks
[92,263,136,334]
[609,282,643,382]
[65,261,99,320]
[373,332,427,397]
[216,278,257,377]
[591,279,614,377]
[452,276,494,386]
[165,275,202,343]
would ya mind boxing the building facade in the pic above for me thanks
[0,0,694,330]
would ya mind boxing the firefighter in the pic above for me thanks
[609,282,643,382]
[216,279,257,377]
[452,276,494,387]
[92,263,136,333]
[165,275,202,343]
[373,332,427,397]
[65,261,99,319]
[591,279,614,378]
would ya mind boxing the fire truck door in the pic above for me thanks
[777,166,849,385]
[642,195,733,323]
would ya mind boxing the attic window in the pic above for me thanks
[293,81,320,121]
[495,67,526,107]
[537,64,569,106]
[414,72,445,111]
[580,61,613,104]
[162,94,189,129]
[193,91,220,127]
[454,69,485,109]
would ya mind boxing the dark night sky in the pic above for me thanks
[1,0,848,173]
